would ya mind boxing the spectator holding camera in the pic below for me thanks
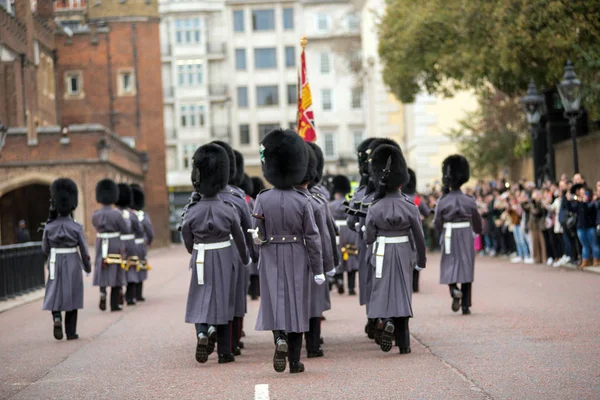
[564,184,599,268]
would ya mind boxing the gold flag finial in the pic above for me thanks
[300,36,308,49]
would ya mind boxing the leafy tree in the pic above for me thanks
[447,89,530,178]
[378,0,600,117]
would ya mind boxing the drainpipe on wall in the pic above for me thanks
[131,22,141,140]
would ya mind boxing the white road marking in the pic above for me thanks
[254,384,270,400]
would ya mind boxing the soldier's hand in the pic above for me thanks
[326,268,336,277]
[314,274,326,285]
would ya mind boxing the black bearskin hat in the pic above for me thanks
[233,150,245,187]
[367,138,400,178]
[95,179,118,205]
[130,184,145,211]
[211,140,237,185]
[403,168,417,195]
[239,173,254,196]
[251,177,265,198]
[51,178,78,216]
[301,142,319,185]
[260,128,308,189]
[307,142,324,184]
[192,144,230,197]
[442,155,470,189]
[332,175,351,195]
[371,144,409,192]
[357,137,376,176]
[116,183,132,208]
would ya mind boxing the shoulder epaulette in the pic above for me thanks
[227,189,244,200]
[293,188,310,197]
[257,188,271,197]
[404,195,416,206]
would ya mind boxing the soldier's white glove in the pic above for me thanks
[415,265,424,271]
[326,268,336,277]
[314,274,326,285]
[244,258,252,267]
[247,228,264,245]
[361,225,366,232]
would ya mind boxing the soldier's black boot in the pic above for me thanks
[136,282,145,302]
[126,283,137,306]
[348,271,357,295]
[110,287,122,311]
[394,317,411,354]
[366,318,376,339]
[461,282,472,315]
[272,331,288,373]
[231,317,242,356]
[288,332,305,374]
[380,319,395,353]
[195,328,209,364]
[449,284,462,312]
[52,312,63,340]
[306,317,323,358]
[99,287,107,311]
[374,319,384,345]
[217,324,234,363]
[65,310,79,340]
[207,325,217,355]
[335,273,345,294]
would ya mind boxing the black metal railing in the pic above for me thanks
[0,242,45,301]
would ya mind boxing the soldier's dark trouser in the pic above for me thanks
[52,310,78,337]
[231,317,242,349]
[272,330,302,363]
[196,323,231,355]
[249,275,260,299]
[305,317,321,353]
[392,317,410,348]
[449,283,472,308]
[412,270,420,292]
[347,271,356,291]
[100,286,120,309]
[125,283,137,303]
[136,282,144,300]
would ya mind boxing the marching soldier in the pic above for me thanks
[131,184,155,302]
[182,144,249,364]
[42,178,91,341]
[92,179,128,312]
[402,168,432,293]
[364,144,426,354]
[297,143,336,358]
[253,128,325,374]
[329,175,359,295]
[116,183,143,306]
[433,155,483,315]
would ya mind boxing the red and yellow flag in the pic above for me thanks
[296,37,316,143]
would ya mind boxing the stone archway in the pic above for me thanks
[0,184,51,244]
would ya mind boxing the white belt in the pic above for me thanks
[49,247,78,280]
[135,238,145,245]
[193,241,231,285]
[97,232,120,258]
[335,220,347,227]
[375,236,409,279]
[121,234,135,241]
[443,222,471,254]
[336,236,340,246]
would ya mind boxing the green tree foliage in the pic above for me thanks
[379,0,600,117]
[448,89,530,178]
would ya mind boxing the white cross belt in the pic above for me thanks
[97,232,120,258]
[193,241,231,285]
[335,220,347,227]
[134,238,145,245]
[443,222,471,254]
[374,236,409,279]
[49,247,78,280]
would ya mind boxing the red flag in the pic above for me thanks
[296,39,316,143]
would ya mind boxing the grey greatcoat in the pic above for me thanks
[253,188,323,333]
[330,198,359,273]
[92,206,128,287]
[364,192,427,319]
[124,210,143,284]
[300,188,333,318]
[182,197,248,325]
[346,186,368,304]
[433,190,483,285]
[313,184,331,201]
[219,185,256,318]
[42,217,92,311]
[136,211,155,282]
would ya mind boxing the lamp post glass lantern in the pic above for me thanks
[556,60,583,174]
[520,79,544,186]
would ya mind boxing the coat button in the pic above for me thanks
[282,237,286,241]
[270,237,274,240]
[293,237,297,241]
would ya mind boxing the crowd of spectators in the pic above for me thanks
[420,173,600,269]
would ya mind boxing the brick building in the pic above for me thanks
[0,0,168,246]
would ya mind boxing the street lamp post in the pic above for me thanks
[520,78,544,187]
[556,60,583,174]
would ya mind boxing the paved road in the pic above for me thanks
[1,247,599,400]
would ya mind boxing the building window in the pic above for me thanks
[257,86,279,107]
[287,84,297,105]
[64,71,83,98]
[237,86,248,108]
[233,10,244,33]
[351,87,362,109]
[283,8,294,30]
[321,89,332,111]
[346,13,360,30]
[353,130,364,150]
[177,61,203,86]
[183,144,196,169]
[252,9,275,31]
[235,48,246,70]
[259,123,280,141]
[324,132,336,158]
[175,18,201,45]
[254,48,277,69]
[316,14,329,32]
[239,124,250,145]
[180,104,205,128]
[285,46,295,68]
[167,145,177,171]
[117,69,136,96]
[320,53,331,74]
